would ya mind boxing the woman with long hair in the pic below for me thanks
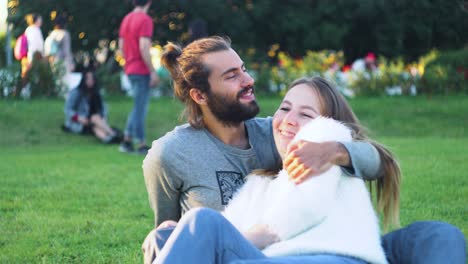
[63,70,121,144]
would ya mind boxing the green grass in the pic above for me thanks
[1,95,467,263]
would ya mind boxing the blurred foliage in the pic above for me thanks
[4,47,466,99]
[0,55,57,98]
[95,65,122,96]
[420,49,468,95]
[267,50,344,94]
[4,0,467,98]
[346,49,468,96]
[349,57,415,96]
[0,33,6,67]
[250,48,467,97]
[0,63,21,97]
[26,55,56,97]
[6,0,468,63]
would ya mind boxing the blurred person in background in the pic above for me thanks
[45,14,75,93]
[23,13,44,75]
[118,0,159,155]
[63,69,122,144]
[45,14,74,72]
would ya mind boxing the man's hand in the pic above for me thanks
[150,71,160,88]
[284,140,350,185]
[243,224,280,250]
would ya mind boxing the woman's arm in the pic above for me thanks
[284,140,382,184]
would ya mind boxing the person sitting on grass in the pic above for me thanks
[63,69,122,144]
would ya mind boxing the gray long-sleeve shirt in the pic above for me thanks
[143,117,381,226]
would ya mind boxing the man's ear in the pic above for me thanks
[189,88,208,105]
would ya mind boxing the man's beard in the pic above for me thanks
[206,86,260,127]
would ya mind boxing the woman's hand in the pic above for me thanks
[243,224,280,250]
[77,116,89,125]
[284,140,350,185]
[156,220,178,230]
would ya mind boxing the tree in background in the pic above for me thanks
[7,0,467,63]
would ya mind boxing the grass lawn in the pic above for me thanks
[1,95,467,263]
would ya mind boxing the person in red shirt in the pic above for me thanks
[118,0,159,155]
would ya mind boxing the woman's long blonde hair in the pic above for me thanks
[289,76,401,230]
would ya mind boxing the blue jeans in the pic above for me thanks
[154,209,466,264]
[154,208,367,264]
[382,221,466,264]
[125,74,150,144]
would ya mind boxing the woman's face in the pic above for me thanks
[85,72,95,88]
[272,84,322,158]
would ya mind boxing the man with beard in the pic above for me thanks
[143,37,282,225]
[141,37,465,264]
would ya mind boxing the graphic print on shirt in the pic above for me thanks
[216,171,245,205]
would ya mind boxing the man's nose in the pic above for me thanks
[242,71,254,86]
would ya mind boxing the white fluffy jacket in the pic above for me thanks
[222,117,388,264]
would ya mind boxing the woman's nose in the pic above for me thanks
[283,111,298,126]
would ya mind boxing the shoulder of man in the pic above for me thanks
[131,12,153,29]
[245,117,273,137]
[245,117,281,167]
[143,124,212,182]
[147,124,207,160]
[143,12,152,20]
